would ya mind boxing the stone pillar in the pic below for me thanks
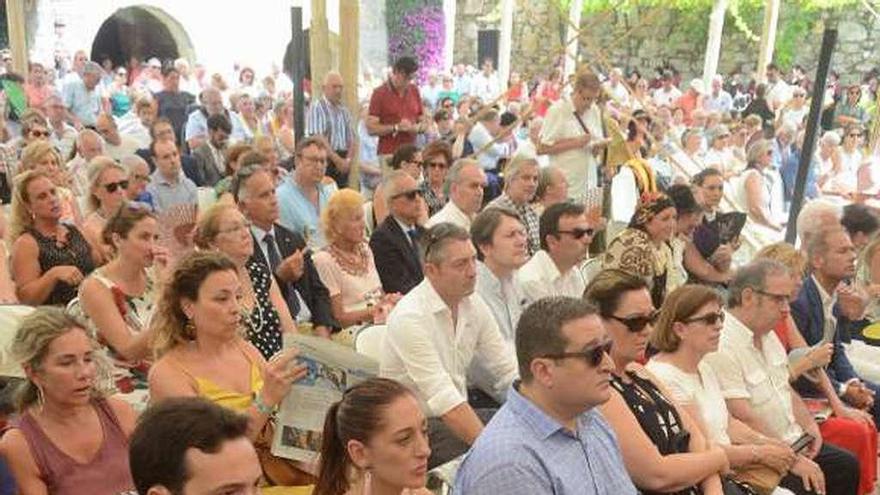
[443,0,456,70]
[756,0,781,82]
[310,0,332,92]
[702,0,728,88]
[564,0,583,79]
[6,0,28,75]
[339,0,360,188]
[498,0,514,91]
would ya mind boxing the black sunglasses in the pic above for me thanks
[609,309,660,333]
[684,311,725,326]
[541,339,612,368]
[557,227,595,240]
[103,180,129,193]
[392,189,422,201]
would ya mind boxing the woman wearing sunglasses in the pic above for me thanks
[584,269,730,495]
[81,157,129,264]
[646,284,797,495]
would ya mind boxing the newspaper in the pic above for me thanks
[271,333,378,462]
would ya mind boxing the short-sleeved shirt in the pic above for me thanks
[62,79,101,127]
[305,96,354,152]
[146,169,198,213]
[276,177,332,249]
[454,382,638,495]
[368,80,423,154]
[702,310,803,443]
[312,245,383,313]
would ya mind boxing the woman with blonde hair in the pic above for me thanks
[313,189,399,330]
[10,171,96,305]
[148,250,315,487]
[80,156,129,264]
[0,307,137,494]
[195,203,296,358]
[18,140,82,225]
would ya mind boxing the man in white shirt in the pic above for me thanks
[518,202,594,303]
[472,59,501,102]
[539,69,609,203]
[426,159,486,230]
[703,260,859,495]
[652,71,682,107]
[66,129,105,195]
[380,222,518,468]
[765,63,793,113]
[603,67,630,108]
[468,109,509,172]
[706,75,733,114]
[95,113,140,161]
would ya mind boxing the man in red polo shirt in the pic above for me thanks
[367,56,426,157]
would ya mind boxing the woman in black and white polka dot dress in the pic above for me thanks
[195,204,297,360]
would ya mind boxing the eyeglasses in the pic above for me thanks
[683,311,725,326]
[132,173,150,182]
[608,309,660,333]
[30,130,50,138]
[848,133,863,138]
[217,221,252,235]
[392,189,422,201]
[103,180,129,193]
[541,339,612,368]
[557,227,595,239]
[752,288,789,305]
[424,160,448,169]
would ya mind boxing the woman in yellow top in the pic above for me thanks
[147,250,313,488]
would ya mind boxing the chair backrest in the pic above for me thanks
[353,324,386,362]
[0,305,37,378]
[363,201,375,237]
[580,256,603,286]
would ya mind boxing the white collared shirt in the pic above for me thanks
[516,250,587,304]
[380,279,519,417]
[812,274,838,345]
[703,311,803,443]
[426,200,472,230]
[540,97,604,199]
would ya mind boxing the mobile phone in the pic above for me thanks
[790,432,814,454]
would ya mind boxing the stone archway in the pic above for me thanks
[90,6,196,68]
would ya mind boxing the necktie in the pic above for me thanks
[407,228,421,264]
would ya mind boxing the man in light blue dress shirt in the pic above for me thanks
[454,297,638,495]
[276,137,333,249]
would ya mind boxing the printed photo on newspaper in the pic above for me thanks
[271,333,378,462]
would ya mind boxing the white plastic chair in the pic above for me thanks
[353,324,386,362]
[363,201,376,237]
[580,256,603,286]
[0,305,37,378]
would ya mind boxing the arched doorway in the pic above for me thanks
[90,6,195,68]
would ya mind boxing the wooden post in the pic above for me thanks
[498,0,514,90]
[702,0,728,88]
[288,7,306,142]
[756,0,781,82]
[309,0,331,94]
[6,0,28,75]
[564,0,584,79]
[443,0,456,70]
[339,0,360,188]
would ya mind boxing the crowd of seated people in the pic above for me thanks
[5,47,880,495]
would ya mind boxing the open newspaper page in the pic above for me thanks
[271,333,378,462]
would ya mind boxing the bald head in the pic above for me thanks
[95,113,121,145]
[77,129,104,160]
[323,71,344,104]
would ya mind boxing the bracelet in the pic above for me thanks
[253,393,275,416]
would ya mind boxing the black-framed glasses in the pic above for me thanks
[684,311,725,326]
[392,189,422,201]
[557,227,595,240]
[752,288,789,305]
[103,180,129,193]
[541,339,612,368]
[608,309,660,333]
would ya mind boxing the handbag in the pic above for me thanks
[731,463,786,495]
[253,418,318,487]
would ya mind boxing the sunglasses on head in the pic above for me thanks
[684,311,725,326]
[541,339,612,368]
[103,180,129,193]
[557,227,595,239]
[392,189,422,201]
[609,309,660,333]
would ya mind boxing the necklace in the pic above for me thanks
[328,242,369,276]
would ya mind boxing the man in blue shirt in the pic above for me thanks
[454,296,638,495]
[276,136,333,248]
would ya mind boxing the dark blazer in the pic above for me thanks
[249,223,337,329]
[369,216,424,295]
[136,148,204,186]
[192,143,225,186]
[790,275,859,393]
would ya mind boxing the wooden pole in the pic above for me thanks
[6,0,28,76]
[289,7,306,142]
[564,0,584,79]
[309,0,331,94]
[497,0,514,90]
[756,0,781,82]
[339,0,360,189]
[443,0,456,70]
[702,0,728,88]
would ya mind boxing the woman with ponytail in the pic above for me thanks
[314,377,432,495]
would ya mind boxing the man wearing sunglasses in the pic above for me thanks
[518,202,594,304]
[369,171,425,295]
[455,297,636,494]
[704,260,859,495]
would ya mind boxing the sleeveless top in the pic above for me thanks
[15,399,134,495]
[245,259,285,360]
[172,342,264,412]
[610,370,699,495]
[26,225,95,306]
